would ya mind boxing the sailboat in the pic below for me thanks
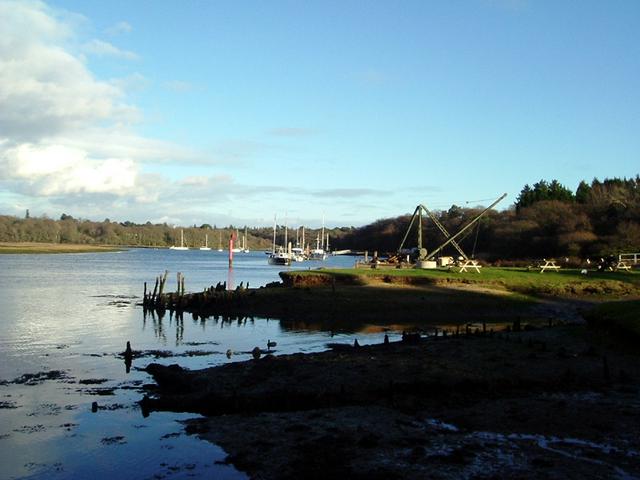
[199,233,211,251]
[308,216,327,260]
[169,229,189,250]
[231,229,243,253]
[242,226,250,253]
[268,216,291,266]
[290,226,306,261]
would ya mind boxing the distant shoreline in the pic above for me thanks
[0,242,124,254]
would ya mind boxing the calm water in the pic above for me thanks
[0,248,393,479]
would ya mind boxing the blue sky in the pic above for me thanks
[0,0,638,227]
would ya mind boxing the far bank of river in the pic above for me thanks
[0,242,124,254]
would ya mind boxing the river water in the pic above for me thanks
[0,248,393,479]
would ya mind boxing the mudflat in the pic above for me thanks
[143,321,640,479]
[139,269,640,478]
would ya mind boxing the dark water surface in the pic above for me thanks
[0,248,388,479]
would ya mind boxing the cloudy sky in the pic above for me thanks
[1,0,638,227]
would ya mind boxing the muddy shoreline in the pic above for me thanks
[143,321,640,479]
[139,272,640,478]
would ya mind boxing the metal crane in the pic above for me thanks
[398,193,507,263]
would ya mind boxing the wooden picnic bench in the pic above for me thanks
[615,261,631,272]
[458,259,482,273]
[539,259,560,273]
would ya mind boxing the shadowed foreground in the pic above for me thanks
[143,322,640,479]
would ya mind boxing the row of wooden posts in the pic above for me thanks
[143,271,253,314]
[143,270,185,309]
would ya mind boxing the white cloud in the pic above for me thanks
[0,3,137,140]
[83,39,138,60]
[0,0,204,213]
[105,20,132,36]
[267,127,316,137]
[164,80,196,93]
[2,143,138,196]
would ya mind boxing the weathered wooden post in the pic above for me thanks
[151,277,159,304]
[158,270,168,297]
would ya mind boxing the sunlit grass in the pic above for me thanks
[285,266,640,299]
[0,242,123,254]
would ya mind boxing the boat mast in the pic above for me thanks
[272,215,277,254]
[321,214,325,250]
[284,215,288,252]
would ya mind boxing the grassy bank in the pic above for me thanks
[150,267,639,329]
[584,299,640,338]
[0,242,123,254]
[281,267,640,299]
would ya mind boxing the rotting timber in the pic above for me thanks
[142,269,258,319]
[140,270,543,326]
[141,266,640,324]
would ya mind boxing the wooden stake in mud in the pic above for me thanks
[158,270,168,297]
[151,277,159,303]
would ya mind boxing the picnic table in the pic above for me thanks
[615,261,631,272]
[539,259,561,273]
[458,259,482,273]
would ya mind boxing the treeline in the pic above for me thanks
[0,214,352,251]
[1,176,638,260]
[330,176,640,260]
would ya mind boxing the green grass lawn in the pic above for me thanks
[284,266,640,299]
[585,300,640,338]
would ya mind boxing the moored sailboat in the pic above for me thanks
[169,229,189,250]
[199,233,211,251]
[267,215,291,266]
[217,231,223,252]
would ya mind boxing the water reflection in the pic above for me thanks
[0,249,359,479]
[124,341,133,374]
[227,267,235,291]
